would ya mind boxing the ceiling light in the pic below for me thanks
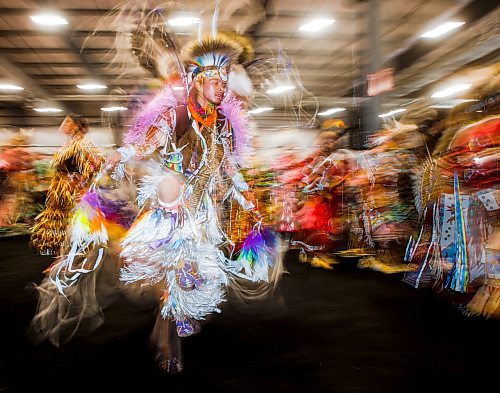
[299,19,335,32]
[34,107,63,113]
[430,105,454,109]
[77,83,107,90]
[266,85,295,94]
[431,84,471,98]
[248,107,274,114]
[101,106,127,112]
[421,21,465,38]
[30,14,68,26]
[167,17,200,26]
[378,108,406,118]
[430,99,478,109]
[401,98,423,107]
[172,86,185,91]
[0,84,24,91]
[318,107,346,116]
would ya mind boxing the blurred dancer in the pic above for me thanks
[30,115,102,255]
[33,35,280,372]
[356,122,422,273]
[0,133,37,231]
[405,114,499,317]
[403,65,500,317]
[294,127,348,269]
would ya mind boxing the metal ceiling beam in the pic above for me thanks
[392,0,497,72]
[0,94,129,102]
[0,55,74,123]
[0,48,115,54]
[13,62,133,68]
[255,49,368,56]
[394,36,500,98]
[0,8,356,19]
[0,115,105,128]
[0,55,54,99]
[41,82,148,89]
[29,74,148,80]
[253,31,354,39]
[383,0,475,64]
[16,59,360,67]
[16,61,356,72]
[62,35,104,84]
[29,74,97,79]
[344,0,497,100]
[0,29,358,40]
[0,8,118,16]
[0,30,117,37]
[42,94,130,101]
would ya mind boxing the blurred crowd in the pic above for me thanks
[1,66,499,319]
[251,68,499,318]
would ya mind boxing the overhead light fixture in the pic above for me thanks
[167,17,200,27]
[0,84,24,91]
[101,106,127,112]
[34,107,63,113]
[77,83,107,90]
[299,19,335,32]
[431,84,471,98]
[378,108,406,118]
[318,107,346,116]
[401,98,423,107]
[266,85,295,94]
[248,107,274,114]
[172,86,185,91]
[430,105,454,109]
[30,14,68,26]
[421,21,465,38]
[430,98,478,109]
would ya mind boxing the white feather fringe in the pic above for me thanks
[228,66,253,99]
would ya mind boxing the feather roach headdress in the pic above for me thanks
[182,36,242,84]
[218,31,254,64]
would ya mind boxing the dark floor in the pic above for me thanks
[0,236,497,393]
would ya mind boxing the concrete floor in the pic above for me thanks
[0,235,497,393]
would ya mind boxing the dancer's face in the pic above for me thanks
[59,116,77,136]
[198,77,226,105]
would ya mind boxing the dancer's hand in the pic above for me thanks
[105,151,122,171]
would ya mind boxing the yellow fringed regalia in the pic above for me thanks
[31,133,102,255]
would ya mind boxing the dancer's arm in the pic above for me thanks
[106,105,188,169]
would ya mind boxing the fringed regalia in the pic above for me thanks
[116,88,275,328]
[404,115,499,318]
[31,133,102,255]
